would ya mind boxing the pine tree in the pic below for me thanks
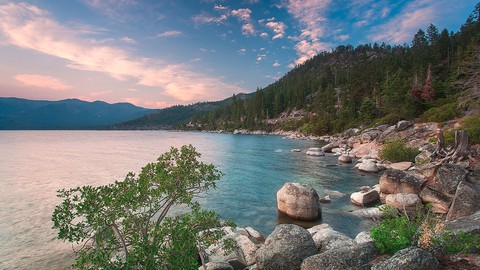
[421,65,435,102]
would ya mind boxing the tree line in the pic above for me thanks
[186,3,480,135]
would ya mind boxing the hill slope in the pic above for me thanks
[112,93,252,129]
[185,4,480,134]
[0,98,153,129]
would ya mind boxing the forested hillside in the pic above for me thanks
[186,4,480,135]
[113,93,252,129]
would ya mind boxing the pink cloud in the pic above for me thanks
[266,21,287,39]
[0,2,246,105]
[14,74,71,91]
[241,23,255,36]
[231,8,252,22]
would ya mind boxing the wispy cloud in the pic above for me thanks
[286,0,332,65]
[82,0,138,21]
[335,34,349,41]
[193,12,228,24]
[121,36,135,44]
[272,61,281,67]
[0,2,244,104]
[370,1,437,44]
[14,74,71,91]
[157,30,183,38]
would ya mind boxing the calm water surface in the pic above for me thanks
[0,131,379,269]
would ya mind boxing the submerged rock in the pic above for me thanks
[338,155,353,163]
[358,160,379,173]
[277,183,321,221]
[306,147,325,156]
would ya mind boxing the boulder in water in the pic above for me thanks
[277,183,321,220]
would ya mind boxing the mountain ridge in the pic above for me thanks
[0,97,153,130]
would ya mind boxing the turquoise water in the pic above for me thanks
[0,131,379,269]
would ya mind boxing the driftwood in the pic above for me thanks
[440,130,472,163]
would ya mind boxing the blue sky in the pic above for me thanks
[0,0,477,108]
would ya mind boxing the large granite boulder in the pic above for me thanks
[308,224,354,253]
[360,127,386,143]
[386,193,422,212]
[301,243,378,270]
[445,210,480,234]
[350,141,381,159]
[206,227,264,269]
[396,120,414,131]
[277,183,321,221]
[200,262,234,270]
[419,187,451,214]
[379,169,426,195]
[446,181,480,220]
[322,141,339,153]
[357,160,379,173]
[350,189,379,206]
[371,247,439,270]
[430,164,468,198]
[354,231,374,245]
[255,224,317,270]
[389,162,412,171]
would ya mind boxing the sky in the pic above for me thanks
[0,0,477,108]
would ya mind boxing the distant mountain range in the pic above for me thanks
[0,97,153,129]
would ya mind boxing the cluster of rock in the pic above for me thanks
[201,223,441,270]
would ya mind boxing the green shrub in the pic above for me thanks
[371,205,480,255]
[379,139,420,162]
[370,206,422,254]
[462,114,480,144]
[420,101,460,123]
[377,113,401,125]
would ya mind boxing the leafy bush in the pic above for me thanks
[377,113,401,125]
[462,114,480,144]
[420,101,460,123]
[371,205,480,255]
[370,210,419,254]
[52,145,234,269]
[379,139,420,162]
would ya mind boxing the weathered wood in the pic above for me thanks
[434,129,447,157]
[442,130,471,163]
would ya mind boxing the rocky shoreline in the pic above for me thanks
[199,120,480,270]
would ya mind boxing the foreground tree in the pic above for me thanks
[52,145,233,269]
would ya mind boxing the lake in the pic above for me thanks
[0,130,379,269]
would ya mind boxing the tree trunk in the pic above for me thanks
[434,129,447,157]
[443,130,471,163]
[451,130,470,162]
